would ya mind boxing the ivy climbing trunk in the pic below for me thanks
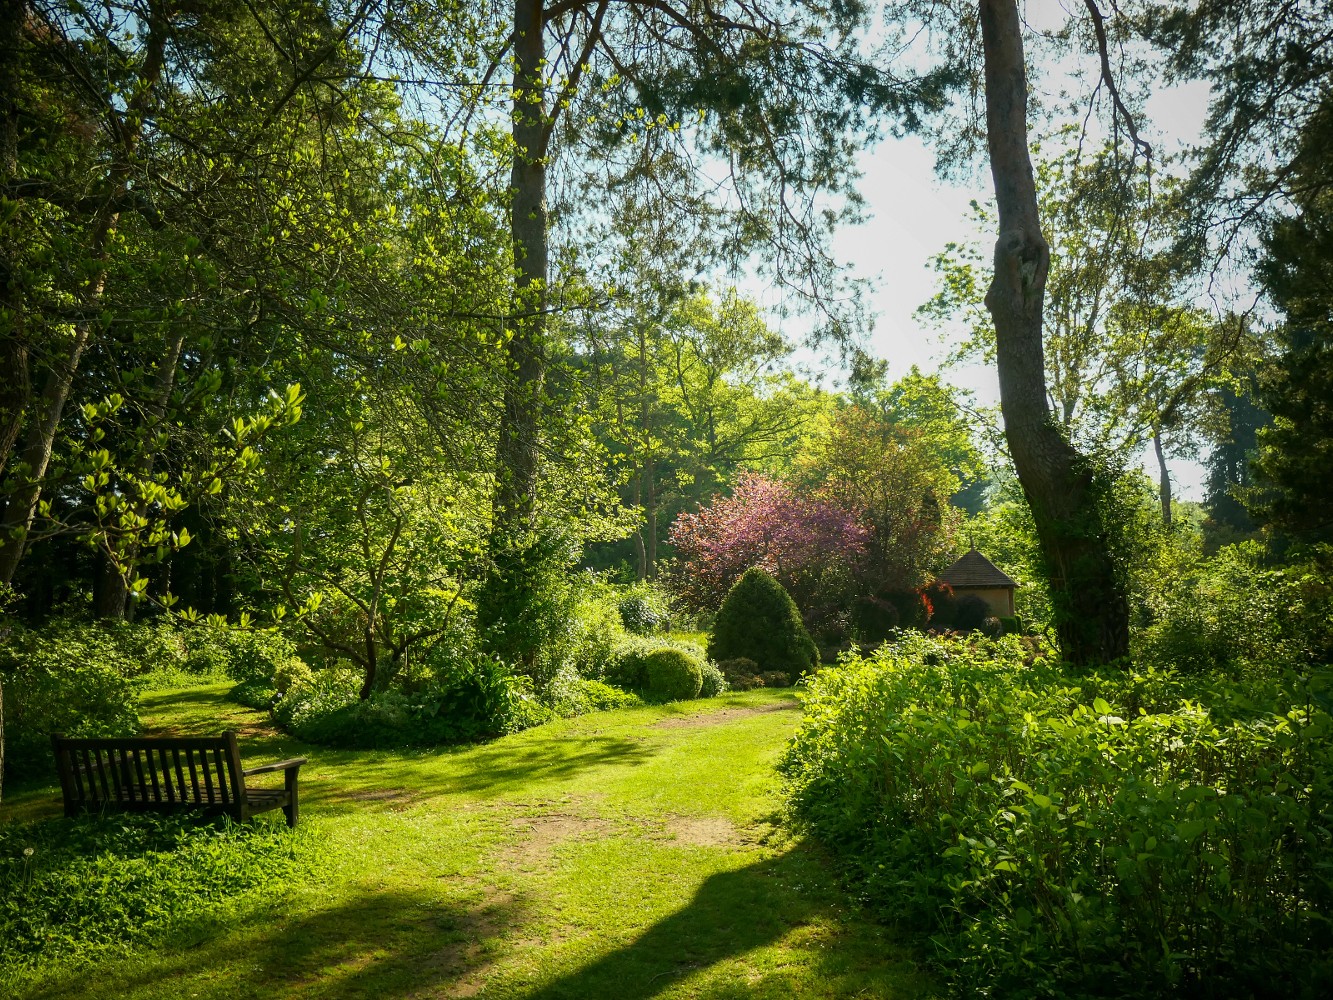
[979,0,1129,664]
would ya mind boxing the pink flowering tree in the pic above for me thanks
[667,473,869,619]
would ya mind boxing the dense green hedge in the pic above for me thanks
[781,634,1333,997]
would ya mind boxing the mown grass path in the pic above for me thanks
[10,686,935,999]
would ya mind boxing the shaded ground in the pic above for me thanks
[2,685,935,999]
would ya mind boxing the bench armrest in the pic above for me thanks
[242,757,308,777]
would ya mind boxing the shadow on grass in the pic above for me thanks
[524,845,929,1000]
[14,883,528,1000]
[306,733,657,814]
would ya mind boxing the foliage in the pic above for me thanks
[717,657,764,691]
[273,654,529,749]
[0,622,139,784]
[475,530,581,684]
[668,473,867,617]
[795,403,964,599]
[1252,95,1333,545]
[1135,541,1333,678]
[782,634,1333,997]
[698,658,729,698]
[707,568,819,677]
[602,634,707,692]
[641,649,704,703]
[542,667,645,718]
[0,812,317,968]
[618,594,663,635]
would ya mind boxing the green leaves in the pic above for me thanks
[781,633,1333,995]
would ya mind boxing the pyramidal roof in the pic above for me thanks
[936,548,1018,589]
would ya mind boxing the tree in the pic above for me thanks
[975,0,1131,663]
[920,144,1244,528]
[1251,96,1333,547]
[387,0,952,661]
[795,403,964,597]
[667,473,867,618]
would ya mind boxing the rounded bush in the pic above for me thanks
[642,649,703,702]
[707,568,819,676]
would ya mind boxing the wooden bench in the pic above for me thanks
[51,732,307,828]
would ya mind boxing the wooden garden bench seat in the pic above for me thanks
[51,731,307,828]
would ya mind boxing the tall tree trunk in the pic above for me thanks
[979,0,1129,664]
[631,473,646,581]
[1152,426,1172,529]
[492,0,549,536]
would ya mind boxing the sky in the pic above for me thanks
[766,26,1220,500]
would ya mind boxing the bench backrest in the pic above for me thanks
[51,732,246,814]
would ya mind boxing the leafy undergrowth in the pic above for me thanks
[0,813,318,967]
[0,682,935,999]
[782,634,1333,998]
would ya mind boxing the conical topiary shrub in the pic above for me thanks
[707,567,819,676]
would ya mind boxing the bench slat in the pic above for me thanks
[186,748,202,803]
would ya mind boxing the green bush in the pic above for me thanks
[566,583,628,680]
[228,679,278,710]
[0,622,139,785]
[220,630,302,686]
[698,659,728,698]
[275,655,531,748]
[1134,541,1333,678]
[0,812,316,968]
[780,634,1333,997]
[717,657,763,691]
[642,649,703,702]
[604,635,707,692]
[544,666,644,717]
[707,568,818,676]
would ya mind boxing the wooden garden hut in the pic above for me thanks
[936,548,1017,617]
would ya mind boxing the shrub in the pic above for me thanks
[222,630,302,686]
[617,594,662,634]
[707,568,818,676]
[544,666,644,717]
[852,595,899,643]
[641,649,703,702]
[228,680,278,710]
[717,657,762,690]
[698,659,728,698]
[474,529,579,683]
[274,655,532,748]
[0,622,139,785]
[757,671,791,688]
[952,594,991,631]
[781,634,1333,997]
[603,635,706,692]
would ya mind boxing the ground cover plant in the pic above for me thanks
[0,681,935,1000]
[781,634,1333,997]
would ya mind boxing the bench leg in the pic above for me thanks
[284,769,300,828]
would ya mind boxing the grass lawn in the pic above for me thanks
[2,685,935,999]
